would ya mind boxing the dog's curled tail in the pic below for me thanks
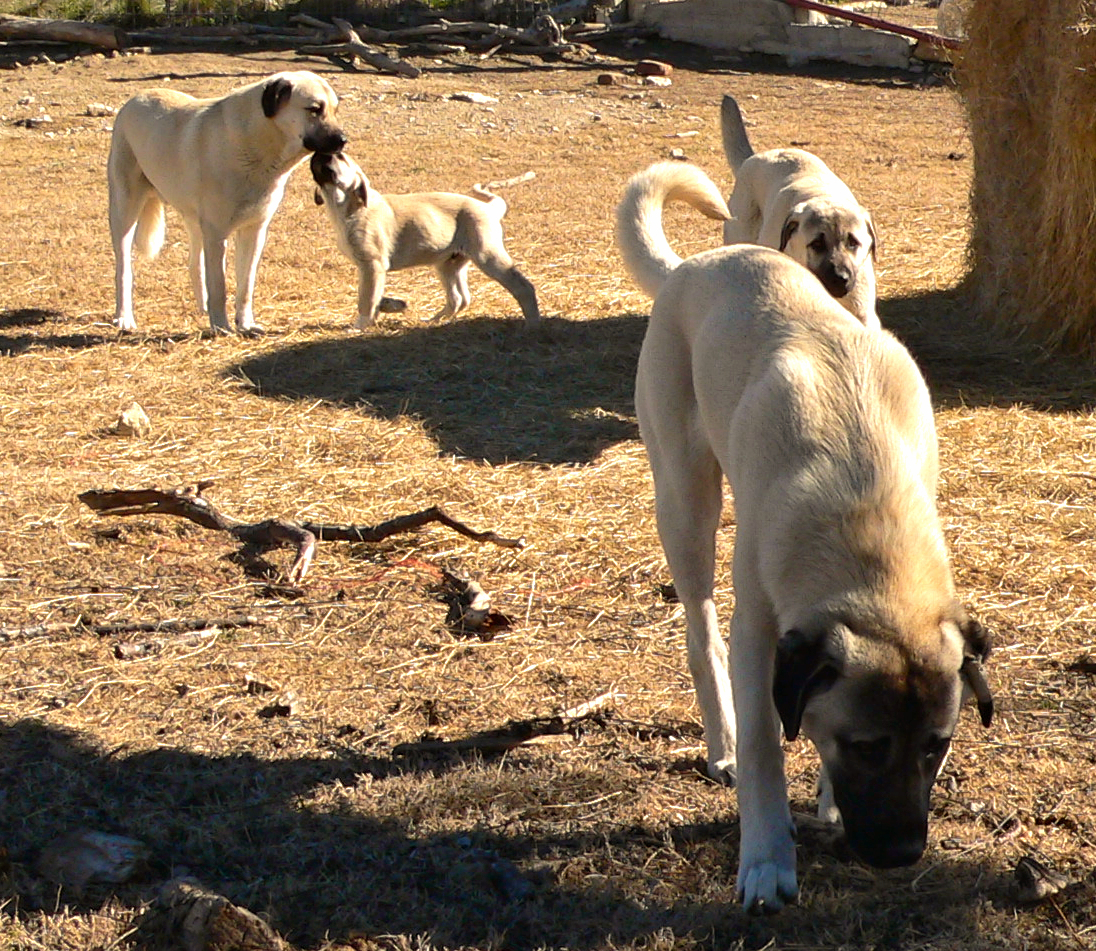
[133,195,166,260]
[720,94,755,173]
[471,184,507,217]
[616,162,729,298]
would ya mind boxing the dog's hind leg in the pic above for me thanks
[476,250,541,325]
[433,255,472,320]
[108,147,161,333]
[636,322,735,784]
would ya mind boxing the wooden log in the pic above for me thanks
[0,14,127,50]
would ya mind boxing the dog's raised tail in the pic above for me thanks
[133,195,166,260]
[616,162,729,298]
[720,94,755,173]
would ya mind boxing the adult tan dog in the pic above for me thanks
[109,70,346,335]
[617,162,993,912]
[310,151,540,329]
[721,94,880,329]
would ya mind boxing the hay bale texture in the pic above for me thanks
[960,1,1096,353]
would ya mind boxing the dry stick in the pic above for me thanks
[391,689,617,756]
[298,17,422,78]
[78,485,523,583]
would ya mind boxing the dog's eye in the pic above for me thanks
[842,736,890,769]
[923,734,951,760]
[809,236,827,252]
[846,235,861,250]
[308,104,324,116]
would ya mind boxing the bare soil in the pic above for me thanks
[1,9,1094,950]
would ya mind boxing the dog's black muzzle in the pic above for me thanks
[818,263,852,299]
[305,127,347,156]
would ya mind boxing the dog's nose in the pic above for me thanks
[819,266,851,299]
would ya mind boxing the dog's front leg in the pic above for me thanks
[185,220,208,316]
[730,600,798,913]
[355,259,387,331]
[234,220,272,335]
[200,225,232,335]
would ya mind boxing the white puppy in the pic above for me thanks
[109,70,345,335]
[310,151,540,329]
[618,162,992,912]
[721,94,879,329]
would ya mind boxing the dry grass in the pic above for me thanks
[1,14,1095,951]
[960,0,1096,353]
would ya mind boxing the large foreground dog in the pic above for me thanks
[310,151,540,329]
[721,94,879,328]
[109,71,346,335]
[617,163,993,912]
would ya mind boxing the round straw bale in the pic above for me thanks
[959,1,1096,353]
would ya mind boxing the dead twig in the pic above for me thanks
[298,17,422,78]
[391,689,617,756]
[78,483,523,583]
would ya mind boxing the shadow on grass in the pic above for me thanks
[881,283,1096,413]
[1,717,1025,951]
[230,314,644,466]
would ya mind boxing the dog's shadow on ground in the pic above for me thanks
[0,717,1011,951]
[231,315,645,466]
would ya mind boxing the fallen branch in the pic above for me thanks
[392,690,617,756]
[298,17,422,78]
[0,13,127,50]
[78,483,523,583]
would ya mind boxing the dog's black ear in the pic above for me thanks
[866,215,879,261]
[262,76,293,118]
[773,628,840,741]
[779,216,799,252]
[355,178,368,206]
[958,613,993,727]
[313,188,325,206]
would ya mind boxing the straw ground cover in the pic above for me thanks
[1,21,1095,951]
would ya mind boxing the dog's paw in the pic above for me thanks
[706,755,737,786]
[114,315,138,334]
[237,324,267,338]
[377,297,406,314]
[737,859,798,914]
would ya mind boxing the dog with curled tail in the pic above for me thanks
[617,161,993,912]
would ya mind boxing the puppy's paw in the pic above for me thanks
[114,316,138,334]
[737,860,798,914]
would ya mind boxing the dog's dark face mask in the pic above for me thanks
[780,207,876,301]
[773,612,992,869]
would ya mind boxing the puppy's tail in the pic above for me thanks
[133,195,166,260]
[471,184,507,217]
[720,94,755,173]
[616,162,729,298]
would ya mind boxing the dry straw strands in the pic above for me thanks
[960,0,1096,353]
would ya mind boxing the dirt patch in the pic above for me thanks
[1,12,1094,951]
